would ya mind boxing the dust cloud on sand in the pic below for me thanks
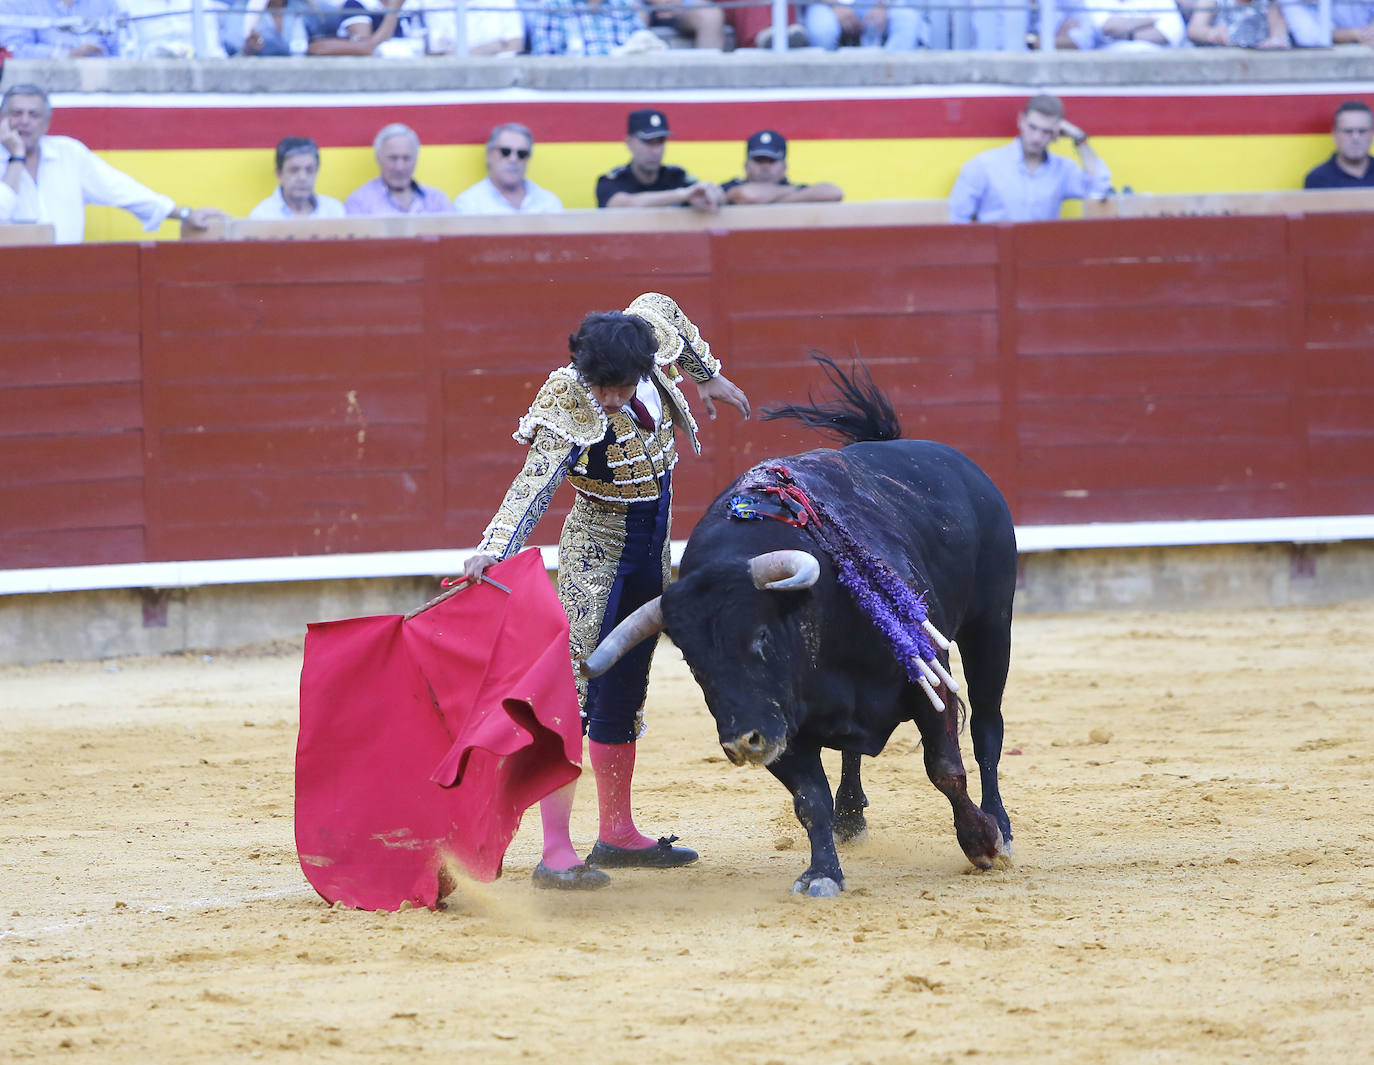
[2,603,1371,1064]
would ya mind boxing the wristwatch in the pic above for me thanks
[174,205,192,222]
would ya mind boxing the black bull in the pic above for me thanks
[583,376,1017,896]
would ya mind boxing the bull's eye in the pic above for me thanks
[747,627,770,659]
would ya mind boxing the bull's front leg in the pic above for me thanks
[766,745,846,897]
[833,750,869,844]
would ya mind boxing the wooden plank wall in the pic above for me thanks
[0,245,145,567]
[2,215,1372,573]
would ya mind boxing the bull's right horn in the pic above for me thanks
[749,550,821,591]
[580,596,664,679]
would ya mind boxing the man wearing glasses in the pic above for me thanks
[454,123,564,214]
[721,130,844,205]
[1303,100,1374,189]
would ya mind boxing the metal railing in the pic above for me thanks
[0,0,1343,58]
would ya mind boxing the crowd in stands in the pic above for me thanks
[2,83,1370,242]
[2,0,1374,57]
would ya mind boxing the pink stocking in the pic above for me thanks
[588,740,655,849]
[538,780,583,871]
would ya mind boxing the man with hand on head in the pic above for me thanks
[454,123,563,215]
[596,109,724,212]
[721,130,844,205]
[248,137,346,220]
[0,83,227,244]
[949,94,1111,223]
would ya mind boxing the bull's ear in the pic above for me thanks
[749,550,821,590]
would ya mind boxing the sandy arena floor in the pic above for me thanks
[2,601,1371,1064]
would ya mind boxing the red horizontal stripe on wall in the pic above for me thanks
[53,92,1351,152]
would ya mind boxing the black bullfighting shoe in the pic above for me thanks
[532,861,611,891]
[585,835,698,869]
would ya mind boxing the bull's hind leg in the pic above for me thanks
[833,751,869,844]
[909,686,1003,870]
[957,617,1013,854]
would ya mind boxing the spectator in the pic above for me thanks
[804,0,919,49]
[121,0,227,56]
[0,0,121,56]
[220,0,313,56]
[949,94,1111,224]
[0,83,227,244]
[424,0,524,54]
[1285,0,1374,46]
[248,137,346,220]
[1054,0,1187,48]
[595,108,724,211]
[1303,100,1374,188]
[721,130,844,204]
[528,0,644,55]
[454,123,564,215]
[1186,0,1290,47]
[645,0,726,48]
[344,123,454,216]
[949,0,1030,51]
[307,0,419,55]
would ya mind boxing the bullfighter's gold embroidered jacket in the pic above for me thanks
[477,293,721,561]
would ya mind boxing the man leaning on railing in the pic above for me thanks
[0,0,122,56]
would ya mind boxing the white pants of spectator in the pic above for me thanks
[934,0,1028,49]
[805,2,922,48]
[1282,0,1374,44]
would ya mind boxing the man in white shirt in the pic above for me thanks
[453,123,564,215]
[248,136,346,220]
[0,83,226,244]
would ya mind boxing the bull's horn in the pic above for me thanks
[749,550,821,591]
[581,596,664,679]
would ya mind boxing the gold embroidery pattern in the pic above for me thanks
[478,429,577,560]
[625,292,722,382]
[516,367,608,448]
[558,496,625,712]
[558,492,672,730]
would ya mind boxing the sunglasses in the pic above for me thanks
[495,146,531,159]
[749,155,781,164]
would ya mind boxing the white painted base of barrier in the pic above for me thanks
[3,516,1373,597]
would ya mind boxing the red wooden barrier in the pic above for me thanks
[2,216,1372,572]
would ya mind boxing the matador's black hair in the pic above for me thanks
[569,312,657,387]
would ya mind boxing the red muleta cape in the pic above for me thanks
[294,549,582,911]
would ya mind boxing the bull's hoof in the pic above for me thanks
[955,808,1005,870]
[791,876,844,898]
[833,811,868,845]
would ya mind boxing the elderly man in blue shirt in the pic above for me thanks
[949,95,1111,224]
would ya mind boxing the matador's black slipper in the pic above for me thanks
[532,861,611,891]
[585,835,698,868]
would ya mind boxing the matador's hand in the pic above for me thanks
[696,372,751,421]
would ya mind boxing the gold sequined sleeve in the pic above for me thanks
[477,428,582,561]
[624,292,722,383]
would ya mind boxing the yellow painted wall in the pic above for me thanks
[83,134,1337,242]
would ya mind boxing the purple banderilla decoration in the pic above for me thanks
[812,500,938,684]
[730,465,939,683]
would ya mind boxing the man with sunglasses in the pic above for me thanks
[721,130,844,205]
[454,123,564,214]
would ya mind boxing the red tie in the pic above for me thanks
[629,396,655,432]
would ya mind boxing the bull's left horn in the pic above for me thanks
[581,596,664,679]
[749,550,821,591]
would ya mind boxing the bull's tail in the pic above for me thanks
[760,354,901,444]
